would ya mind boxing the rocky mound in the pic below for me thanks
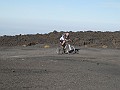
[0,31,120,48]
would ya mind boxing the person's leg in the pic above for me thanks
[62,42,66,53]
[62,40,65,45]
[62,41,66,48]
[60,40,65,49]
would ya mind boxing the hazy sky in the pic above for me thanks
[0,0,120,35]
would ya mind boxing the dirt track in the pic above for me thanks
[0,45,120,90]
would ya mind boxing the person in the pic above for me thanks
[60,32,70,49]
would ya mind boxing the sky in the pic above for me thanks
[0,0,120,35]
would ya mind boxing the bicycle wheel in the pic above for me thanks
[56,48,64,54]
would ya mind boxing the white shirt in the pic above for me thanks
[60,35,65,40]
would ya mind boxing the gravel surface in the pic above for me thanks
[0,45,120,90]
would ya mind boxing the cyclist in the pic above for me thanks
[60,32,71,49]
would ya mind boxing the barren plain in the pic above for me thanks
[0,44,120,90]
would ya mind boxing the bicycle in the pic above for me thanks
[56,42,80,54]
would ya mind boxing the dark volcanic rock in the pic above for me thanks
[0,31,120,48]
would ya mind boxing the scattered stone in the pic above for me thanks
[97,63,100,65]
[12,70,15,72]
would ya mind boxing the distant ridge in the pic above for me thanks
[0,31,120,48]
